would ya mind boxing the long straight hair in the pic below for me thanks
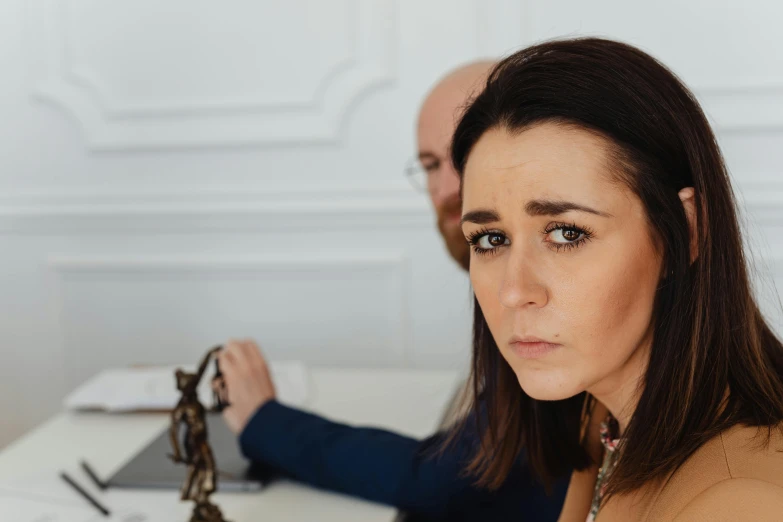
[448,37,783,497]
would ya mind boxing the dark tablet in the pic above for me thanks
[107,413,274,492]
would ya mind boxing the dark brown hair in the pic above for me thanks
[449,37,783,498]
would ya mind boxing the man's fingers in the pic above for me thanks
[215,338,277,434]
[218,349,238,372]
[246,342,268,373]
[223,339,252,373]
[224,339,245,357]
[239,339,255,356]
[219,339,266,378]
[231,339,267,375]
[218,345,243,384]
[218,338,273,394]
[240,339,263,366]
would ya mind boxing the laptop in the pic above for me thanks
[107,413,275,492]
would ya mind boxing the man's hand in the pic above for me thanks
[217,339,276,435]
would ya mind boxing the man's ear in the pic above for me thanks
[678,187,698,264]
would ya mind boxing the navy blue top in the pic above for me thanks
[239,400,568,521]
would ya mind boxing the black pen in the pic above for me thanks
[80,459,108,491]
[59,471,111,517]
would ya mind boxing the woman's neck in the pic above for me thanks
[588,336,651,435]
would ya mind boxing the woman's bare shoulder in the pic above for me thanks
[720,423,783,487]
[672,477,783,522]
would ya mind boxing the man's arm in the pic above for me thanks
[218,339,568,520]
[240,400,453,514]
[239,400,568,521]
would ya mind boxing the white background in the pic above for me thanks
[0,0,781,447]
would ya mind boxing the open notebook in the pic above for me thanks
[64,361,309,412]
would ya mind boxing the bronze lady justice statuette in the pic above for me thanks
[169,346,231,522]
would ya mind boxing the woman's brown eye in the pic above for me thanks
[489,234,505,246]
[475,232,510,250]
[548,226,587,245]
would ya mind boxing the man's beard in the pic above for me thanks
[437,197,470,271]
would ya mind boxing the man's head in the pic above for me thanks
[417,61,495,271]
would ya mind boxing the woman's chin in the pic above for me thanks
[514,369,582,401]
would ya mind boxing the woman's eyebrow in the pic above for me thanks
[525,199,613,218]
[461,200,612,225]
[461,209,500,225]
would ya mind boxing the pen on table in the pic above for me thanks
[80,459,108,490]
[60,471,111,517]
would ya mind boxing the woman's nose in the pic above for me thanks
[498,251,548,309]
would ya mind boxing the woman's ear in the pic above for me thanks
[678,187,698,264]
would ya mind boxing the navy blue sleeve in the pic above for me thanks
[239,400,568,521]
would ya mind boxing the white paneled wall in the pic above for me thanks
[0,0,781,447]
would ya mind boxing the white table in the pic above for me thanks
[0,367,461,522]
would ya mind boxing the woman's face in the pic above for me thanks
[461,123,663,402]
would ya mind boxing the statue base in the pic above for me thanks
[189,500,228,522]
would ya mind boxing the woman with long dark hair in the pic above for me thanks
[452,38,783,521]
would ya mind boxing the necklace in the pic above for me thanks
[586,416,621,522]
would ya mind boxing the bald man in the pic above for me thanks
[216,63,569,521]
[417,62,494,271]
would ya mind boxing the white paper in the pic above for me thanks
[0,496,172,522]
[0,481,183,522]
[64,361,309,412]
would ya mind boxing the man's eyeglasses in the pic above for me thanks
[404,157,429,192]
[405,154,456,192]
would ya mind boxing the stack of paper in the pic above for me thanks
[0,479,186,521]
[64,361,309,412]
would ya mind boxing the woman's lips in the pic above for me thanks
[508,341,561,359]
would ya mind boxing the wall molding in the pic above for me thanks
[51,251,414,376]
[700,89,783,132]
[0,185,431,234]
[0,182,768,240]
[751,252,783,332]
[473,0,783,132]
[28,0,398,150]
[0,182,779,234]
[50,251,410,277]
[475,0,528,57]
[736,184,783,228]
